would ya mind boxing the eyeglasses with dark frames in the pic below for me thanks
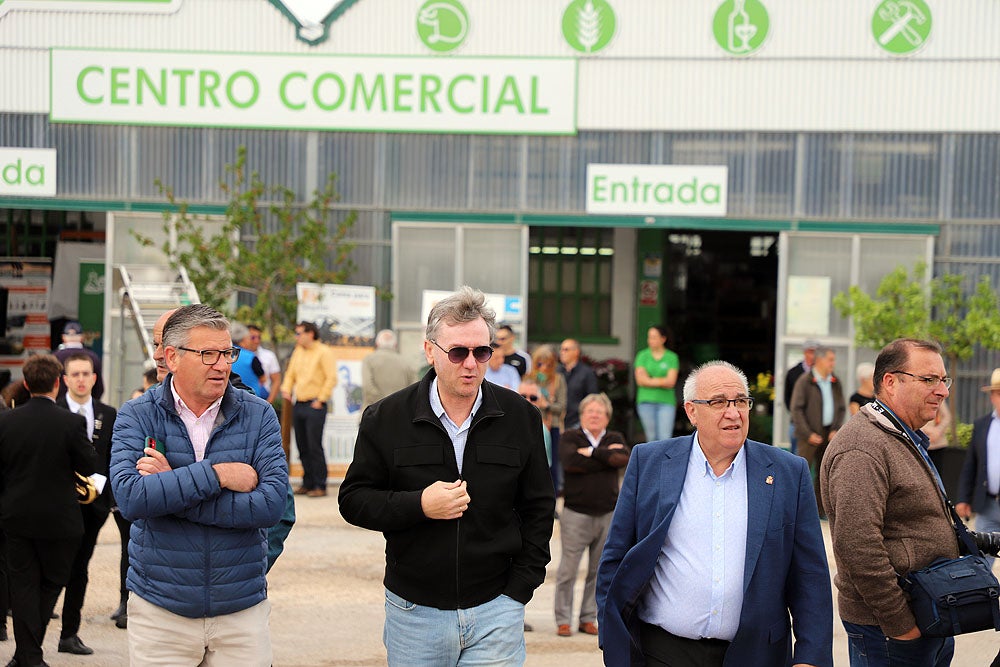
[520,393,540,402]
[429,339,493,364]
[689,396,754,411]
[177,346,241,365]
[890,371,953,389]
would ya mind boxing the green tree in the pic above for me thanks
[136,146,356,347]
[833,262,1000,443]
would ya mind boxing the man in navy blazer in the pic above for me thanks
[596,361,833,667]
[956,368,1000,542]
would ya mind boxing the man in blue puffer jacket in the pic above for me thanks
[111,304,288,666]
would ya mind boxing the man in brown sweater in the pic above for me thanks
[554,393,630,638]
[821,338,959,667]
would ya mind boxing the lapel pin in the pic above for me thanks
[765,475,774,485]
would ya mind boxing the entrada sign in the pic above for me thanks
[586,164,728,217]
[50,49,577,135]
[0,148,57,197]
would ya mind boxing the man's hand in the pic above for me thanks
[212,462,259,492]
[136,447,173,476]
[281,390,292,402]
[891,626,921,641]
[828,429,838,442]
[421,480,471,520]
[956,502,972,520]
[576,446,593,457]
[808,433,824,445]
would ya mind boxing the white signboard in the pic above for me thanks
[0,148,57,197]
[585,164,728,217]
[296,283,376,345]
[786,275,831,337]
[50,49,578,135]
[421,289,523,328]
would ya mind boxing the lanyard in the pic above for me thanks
[869,400,946,497]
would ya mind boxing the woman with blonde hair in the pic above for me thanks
[532,344,567,493]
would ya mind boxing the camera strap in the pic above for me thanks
[869,400,979,557]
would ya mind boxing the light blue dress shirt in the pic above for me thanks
[428,377,482,474]
[639,434,748,641]
[988,413,1000,495]
[814,370,834,427]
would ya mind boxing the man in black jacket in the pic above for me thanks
[339,286,554,667]
[0,354,96,667]
[56,352,117,656]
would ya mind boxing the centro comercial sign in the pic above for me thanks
[50,49,578,135]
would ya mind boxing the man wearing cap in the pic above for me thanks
[54,321,103,401]
[956,368,1000,552]
[783,340,819,454]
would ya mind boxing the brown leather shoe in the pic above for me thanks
[556,624,572,637]
[306,488,328,497]
[578,622,598,635]
[293,486,310,495]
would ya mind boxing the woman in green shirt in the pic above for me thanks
[633,325,679,441]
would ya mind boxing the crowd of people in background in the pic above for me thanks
[0,296,999,666]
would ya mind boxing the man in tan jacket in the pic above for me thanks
[821,338,958,667]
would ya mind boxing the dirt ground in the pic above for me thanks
[5,484,997,666]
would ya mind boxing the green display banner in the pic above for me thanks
[78,260,105,339]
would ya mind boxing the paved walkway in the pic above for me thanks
[5,486,997,665]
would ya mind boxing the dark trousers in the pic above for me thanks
[113,508,131,603]
[7,533,79,665]
[549,427,562,494]
[0,529,8,623]
[843,621,953,667]
[61,505,109,638]
[293,402,328,490]
[640,622,730,667]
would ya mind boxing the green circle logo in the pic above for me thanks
[712,0,770,56]
[562,0,617,54]
[871,0,932,55]
[417,0,469,53]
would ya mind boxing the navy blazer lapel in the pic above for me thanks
[650,436,694,537]
[742,441,775,592]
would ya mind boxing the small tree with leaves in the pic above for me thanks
[833,262,1000,443]
[136,146,356,347]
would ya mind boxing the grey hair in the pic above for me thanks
[424,286,496,342]
[579,392,613,419]
[814,346,835,360]
[856,361,875,384]
[162,304,230,350]
[375,329,397,349]
[230,322,250,343]
[682,360,750,403]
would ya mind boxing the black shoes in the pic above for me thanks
[0,625,6,641]
[57,635,94,655]
[115,611,127,629]
[110,602,126,620]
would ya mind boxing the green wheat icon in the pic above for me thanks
[562,0,616,54]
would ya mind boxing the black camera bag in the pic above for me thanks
[899,552,1000,637]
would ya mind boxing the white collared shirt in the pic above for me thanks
[988,412,1000,495]
[67,396,94,441]
[639,435,748,641]
[428,377,482,474]
[170,383,222,462]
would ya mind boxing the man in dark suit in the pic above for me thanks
[0,354,96,667]
[596,360,832,667]
[55,352,116,656]
[956,368,1000,548]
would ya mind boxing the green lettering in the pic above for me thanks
[25,165,44,186]
[702,183,721,204]
[446,74,474,114]
[492,76,524,114]
[630,177,642,201]
[110,67,130,105]
[654,183,672,202]
[419,75,442,112]
[393,74,413,112]
[678,179,697,204]
[2,160,21,185]
[136,68,166,106]
[611,181,627,202]
[351,73,386,111]
[481,75,489,113]
[76,66,104,105]
[280,72,307,111]
[313,73,345,111]
[592,175,608,201]
[226,70,259,110]
[529,76,549,115]
[172,69,195,106]
[199,70,221,107]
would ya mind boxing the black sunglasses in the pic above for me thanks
[429,339,493,364]
[520,393,539,402]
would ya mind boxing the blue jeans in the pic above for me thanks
[637,402,676,442]
[976,496,1000,566]
[843,621,953,667]
[383,589,525,666]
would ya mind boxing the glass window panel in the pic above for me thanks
[786,235,853,338]
[560,261,577,291]
[462,227,522,295]
[395,226,455,323]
